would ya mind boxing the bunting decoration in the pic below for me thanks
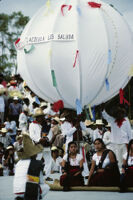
[51,70,57,87]
[105,78,110,91]
[53,100,64,112]
[88,2,102,8]
[73,50,79,68]
[24,45,35,54]
[61,4,72,16]
[76,99,82,115]
[119,88,130,106]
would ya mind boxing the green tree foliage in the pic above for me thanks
[0,12,30,77]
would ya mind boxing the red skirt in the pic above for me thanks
[123,166,133,187]
[88,169,120,186]
[60,166,84,187]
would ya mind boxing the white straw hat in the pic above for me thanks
[95,119,104,125]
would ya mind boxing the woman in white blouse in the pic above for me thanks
[120,139,133,192]
[88,138,120,186]
[60,141,84,191]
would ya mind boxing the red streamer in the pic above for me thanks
[61,4,72,16]
[82,147,85,162]
[119,88,130,106]
[73,50,79,68]
[88,2,101,8]
[52,100,64,112]
[15,38,20,46]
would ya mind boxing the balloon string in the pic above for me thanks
[73,50,79,68]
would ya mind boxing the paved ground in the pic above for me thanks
[0,176,133,200]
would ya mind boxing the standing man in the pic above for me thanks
[102,104,132,171]
[92,119,104,142]
[29,108,53,181]
[8,96,22,126]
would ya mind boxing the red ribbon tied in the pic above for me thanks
[52,100,64,112]
[115,118,126,128]
[61,4,72,16]
[88,2,101,8]
[15,38,20,46]
[119,88,130,106]
[73,50,79,68]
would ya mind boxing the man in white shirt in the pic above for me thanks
[5,116,16,144]
[19,108,29,132]
[102,105,132,171]
[29,108,53,181]
[92,119,104,142]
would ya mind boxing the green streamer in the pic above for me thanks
[24,44,35,54]
[51,70,57,87]
[84,106,90,120]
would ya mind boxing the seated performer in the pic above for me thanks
[60,141,84,191]
[88,138,120,186]
[120,139,133,192]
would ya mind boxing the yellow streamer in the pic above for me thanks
[128,65,133,76]
[88,104,93,120]
[27,175,39,183]
[44,0,53,16]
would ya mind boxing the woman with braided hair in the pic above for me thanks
[88,138,120,186]
[120,139,133,192]
[60,141,84,191]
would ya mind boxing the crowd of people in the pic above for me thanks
[0,73,133,199]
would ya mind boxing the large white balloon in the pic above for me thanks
[17,0,133,109]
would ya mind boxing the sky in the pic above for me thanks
[0,0,133,31]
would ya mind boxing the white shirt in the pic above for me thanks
[19,112,28,131]
[29,122,42,142]
[5,121,16,136]
[102,110,132,144]
[63,153,83,166]
[92,152,110,168]
[0,95,5,112]
[93,128,104,142]
[123,152,133,166]
[51,157,62,172]
[103,131,111,149]
[0,84,4,89]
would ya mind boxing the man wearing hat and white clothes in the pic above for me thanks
[102,106,132,171]
[0,128,12,148]
[92,119,104,142]
[18,108,29,132]
[29,108,53,181]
